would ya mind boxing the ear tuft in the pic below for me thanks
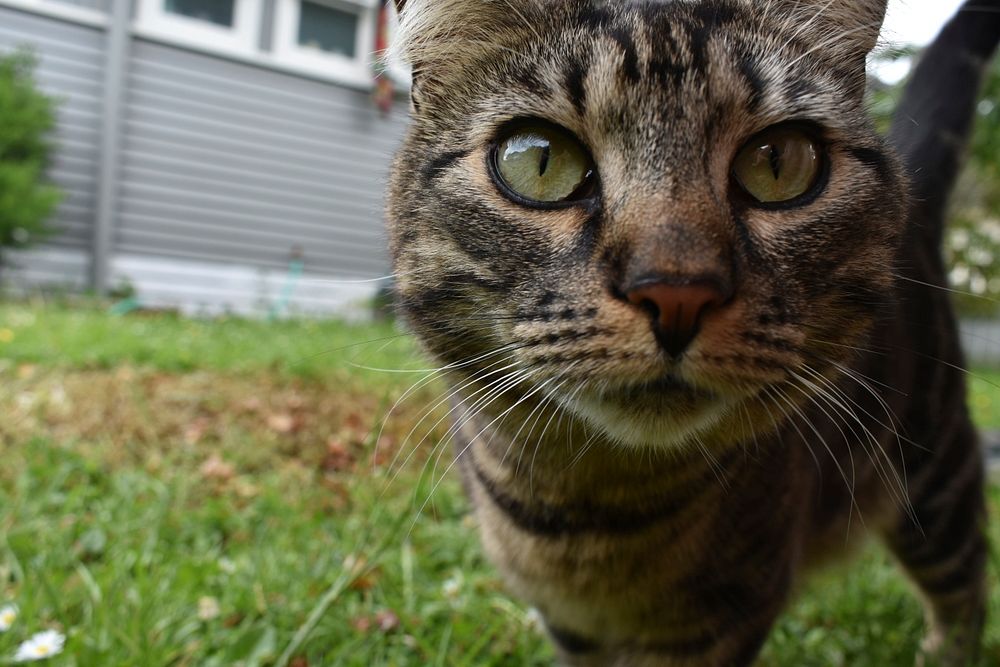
[392,0,539,70]
[762,0,888,60]
[391,0,541,107]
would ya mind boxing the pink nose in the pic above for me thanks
[626,282,727,357]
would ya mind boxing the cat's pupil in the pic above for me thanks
[538,144,551,177]
[769,144,781,180]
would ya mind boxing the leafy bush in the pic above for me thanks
[871,48,1000,317]
[0,49,61,276]
[946,55,1000,317]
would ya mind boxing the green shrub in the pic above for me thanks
[0,49,61,276]
[870,48,1000,317]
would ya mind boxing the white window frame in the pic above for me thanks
[383,2,410,85]
[272,0,376,88]
[134,0,263,56]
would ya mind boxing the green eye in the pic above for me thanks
[732,126,824,205]
[493,124,595,205]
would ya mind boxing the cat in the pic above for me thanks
[385,0,1000,664]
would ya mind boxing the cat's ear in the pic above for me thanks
[392,0,538,109]
[766,0,888,59]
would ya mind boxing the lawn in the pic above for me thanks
[1,298,1000,666]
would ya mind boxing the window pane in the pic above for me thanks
[298,2,358,58]
[164,0,235,26]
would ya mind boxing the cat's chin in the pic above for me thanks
[561,378,737,450]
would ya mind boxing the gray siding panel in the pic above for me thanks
[118,38,408,278]
[123,129,389,191]
[961,321,1000,368]
[0,7,104,251]
[50,0,109,12]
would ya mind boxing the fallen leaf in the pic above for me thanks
[223,613,245,628]
[374,609,400,633]
[234,480,259,499]
[343,411,364,431]
[184,417,210,446]
[200,455,235,482]
[240,397,263,413]
[322,438,354,472]
[372,435,397,467]
[344,554,380,591]
[267,413,297,434]
[349,572,379,592]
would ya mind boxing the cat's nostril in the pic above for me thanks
[625,281,728,357]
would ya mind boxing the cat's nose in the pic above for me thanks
[625,280,728,357]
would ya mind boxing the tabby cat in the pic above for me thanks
[385,0,1000,664]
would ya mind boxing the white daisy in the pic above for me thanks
[0,604,16,632]
[441,575,462,600]
[13,629,66,662]
[197,596,221,621]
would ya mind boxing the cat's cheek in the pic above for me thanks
[512,208,594,252]
[739,208,822,249]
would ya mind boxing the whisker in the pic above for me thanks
[523,382,567,496]
[769,384,864,536]
[693,434,730,490]
[371,345,523,475]
[790,369,913,522]
[412,368,563,534]
[503,373,569,473]
[410,366,535,522]
[891,271,1000,306]
[381,359,523,495]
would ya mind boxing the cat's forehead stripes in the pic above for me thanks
[593,5,852,108]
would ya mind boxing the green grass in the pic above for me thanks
[2,298,1000,666]
[0,300,550,666]
[0,300,420,385]
[971,369,1000,432]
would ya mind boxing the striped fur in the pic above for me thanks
[386,1,1000,664]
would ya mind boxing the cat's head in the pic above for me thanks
[387,0,906,449]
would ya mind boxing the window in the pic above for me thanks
[135,0,262,55]
[164,0,235,26]
[272,0,376,87]
[298,1,357,58]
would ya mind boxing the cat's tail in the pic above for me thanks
[888,0,1000,234]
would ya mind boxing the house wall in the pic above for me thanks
[960,321,1000,369]
[0,1,408,316]
[117,38,406,277]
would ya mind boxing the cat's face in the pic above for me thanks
[387,0,906,449]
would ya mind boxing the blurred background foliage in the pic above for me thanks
[872,46,1000,317]
[0,49,61,278]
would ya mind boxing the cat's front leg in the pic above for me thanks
[547,618,775,667]
[881,420,987,667]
